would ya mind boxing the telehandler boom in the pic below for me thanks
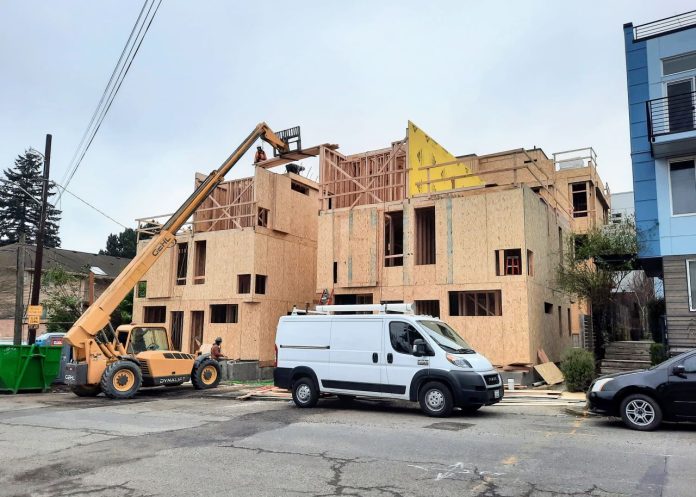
[63,123,292,398]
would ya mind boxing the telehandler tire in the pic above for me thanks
[71,384,102,397]
[101,360,142,399]
[191,358,221,390]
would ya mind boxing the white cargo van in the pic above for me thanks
[273,304,503,417]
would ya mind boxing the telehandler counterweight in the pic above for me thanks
[63,123,292,398]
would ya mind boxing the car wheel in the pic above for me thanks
[292,377,318,408]
[419,381,454,417]
[620,393,662,431]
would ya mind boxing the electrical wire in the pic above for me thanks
[51,181,128,229]
[58,0,163,201]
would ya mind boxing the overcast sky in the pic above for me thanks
[1,1,693,253]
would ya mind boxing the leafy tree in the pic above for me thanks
[0,150,61,247]
[99,228,136,258]
[42,266,84,333]
[556,219,638,359]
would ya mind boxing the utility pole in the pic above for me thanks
[13,232,26,346]
[27,134,52,345]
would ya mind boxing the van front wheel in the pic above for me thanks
[419,381,454,417]
[292,377,318,408]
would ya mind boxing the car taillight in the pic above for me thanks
[274,344,278,368]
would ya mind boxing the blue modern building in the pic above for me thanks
[624,11,696,352]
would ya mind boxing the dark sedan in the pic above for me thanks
[587,349,696,430]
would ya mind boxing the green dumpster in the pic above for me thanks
[0,345,63,394]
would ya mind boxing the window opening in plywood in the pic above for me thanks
[334,293,373,314]
[137,281,147,298]
[567,308,572,336]
[558,227,564,261]
[495,249,522,276]
[210,304,239,323]
[333,262,338,284]
[449,291,501,316]
[291,181,309,195]
[415,207,436,265]
[544,302,553,314]
[255,274,267,295]
[170,311,183,350]
[190,311,204,353]
[571,182,588,218]
[415,300,440,317]
[176,243,188,285]
[143,306,166,323]
[193,240,206,285]
[238,274,251,294]
[384,211,404,267]
[527,250,534,276]
[558,306,562,336]
[257,207,269,228]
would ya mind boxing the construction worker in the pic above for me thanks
[210,337,225,361]
[254,146,267,163]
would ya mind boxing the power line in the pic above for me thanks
[58,0,163,201]
[51,181,128,229]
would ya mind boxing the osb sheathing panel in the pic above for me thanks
[317,212,335,292]
[137,239,173,298]
[522,188,574,362]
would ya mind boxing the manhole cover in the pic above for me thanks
[426,422,474,431]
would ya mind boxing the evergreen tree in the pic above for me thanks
[0,150,61,247]
[99,228,136,258]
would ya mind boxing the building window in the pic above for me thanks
[670,159,696,216]
[415,300,440,317]
[333,261,338,284]
[544,302,553,314]
[257,208,269,228]
[384,211,404,267]
[255,274,267,294]
[527,250,534,276]
[663,52,696,76]
[688,260,696,312]
[495,249,522,276]
[415,207,436,265]
[571,182,588,218]
[143,306,166,323]
[449,291,502,317]
[558,306,562,336]
[136,281,147,298]
[210,304,238,324]
[291,181,309,195]
[238,274,251,294]
[176,243,188,285]
[558,227,564,261]
[193,240,206,285]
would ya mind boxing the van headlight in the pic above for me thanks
[591,378,614,392]
[446,353,472,368]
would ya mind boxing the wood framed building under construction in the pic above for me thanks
[316,122,610,366]
[132,166,319,364]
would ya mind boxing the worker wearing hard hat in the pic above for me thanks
[210,337,226,361]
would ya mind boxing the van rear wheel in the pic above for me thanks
[292,377,318,408]
[419,381,454,417]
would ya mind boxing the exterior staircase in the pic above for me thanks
[600,341,653,375]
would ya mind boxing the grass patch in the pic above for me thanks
[222,380,274,387]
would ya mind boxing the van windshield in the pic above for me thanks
[418,320,475,354]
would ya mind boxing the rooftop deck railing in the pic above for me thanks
[633,10,696,41]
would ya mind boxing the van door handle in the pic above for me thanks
[387,353,393,364]
[372,352,378,363]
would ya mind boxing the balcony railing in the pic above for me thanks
[633,10,696,41]
[647,90,696,140]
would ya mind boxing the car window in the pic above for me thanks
[682,355,696,374]
[389,322,423,355]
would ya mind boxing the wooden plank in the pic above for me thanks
[255,144,338,169]
[533,362,564,385]
[537,348,550,364]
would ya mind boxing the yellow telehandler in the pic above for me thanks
[63,123,293,399]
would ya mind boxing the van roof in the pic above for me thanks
[280,314,443,321]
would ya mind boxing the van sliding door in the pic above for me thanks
[325,319,384,393]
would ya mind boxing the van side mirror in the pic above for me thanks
[673,364,686,377]
[412,339,428,357]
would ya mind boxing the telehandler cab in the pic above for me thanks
[63,123,295,399]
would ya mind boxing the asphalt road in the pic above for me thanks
[0,386,693,497]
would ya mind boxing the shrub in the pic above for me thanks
[650,343,667,366]
[559,348,596,392]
